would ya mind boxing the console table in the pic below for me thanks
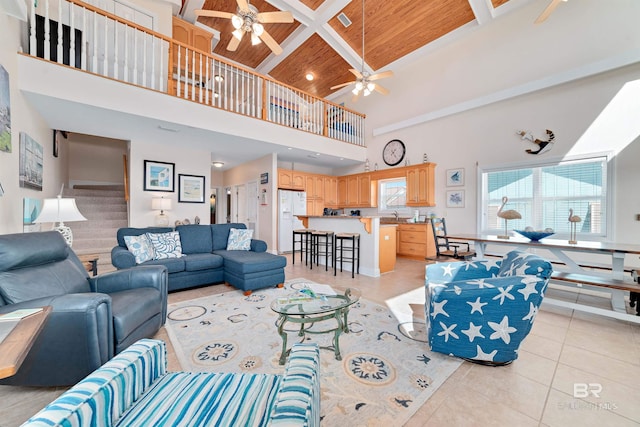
[446,234,640,323]
[0,306,52,379]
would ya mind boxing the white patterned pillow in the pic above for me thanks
[146,231,183,259]
[124,234,155,264]
[226,228,253,251]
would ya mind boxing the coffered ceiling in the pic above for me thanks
[182,0,535,99]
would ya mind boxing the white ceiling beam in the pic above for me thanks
[467,0,494,25]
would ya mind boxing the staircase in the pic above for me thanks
[65,185,128,274]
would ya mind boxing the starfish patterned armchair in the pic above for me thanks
[424,250,553,365]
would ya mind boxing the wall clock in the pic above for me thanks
[382,139,406,166]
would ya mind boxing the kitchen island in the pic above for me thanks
[297,216,395,277]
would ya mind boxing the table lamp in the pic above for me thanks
[35,195,87,246]
[152,197,171,226]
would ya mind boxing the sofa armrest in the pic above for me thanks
[21,339,167,426]
[111,245,136,269]
[89,265,168,320]
[0,293,114,387]
[251,239,267,253]
[269,343,320,426]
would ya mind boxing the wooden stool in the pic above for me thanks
[292,229,314,265]
[310,231,334,271]
[334,233,360,278]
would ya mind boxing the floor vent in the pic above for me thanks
[337,12,351,27]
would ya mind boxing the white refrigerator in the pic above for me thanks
[278,190,307,253]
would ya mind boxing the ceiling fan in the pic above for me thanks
[535,0,568,24]
[195,0,293,55]
[330,0,393,100]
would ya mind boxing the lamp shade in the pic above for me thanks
[35,197,87,223]
[151,198,172,211]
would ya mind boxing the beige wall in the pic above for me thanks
[67,133,127,187]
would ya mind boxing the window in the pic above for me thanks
[480,155,610,239]
[379,178,407,213]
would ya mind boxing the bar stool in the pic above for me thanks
[310,230,334,271]
[292,229,314,265]
[334,233,360,278]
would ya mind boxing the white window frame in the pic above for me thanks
[378,177,410,215]
[477,152,614,241]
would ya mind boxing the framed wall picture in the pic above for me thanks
[446,190,465,208]
[446,168,464,186]
[178,174,205,203]
[0,65,11,153]
[19,132,43,191]
[144,160,175,192]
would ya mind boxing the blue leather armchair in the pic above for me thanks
[0,231,167,386]
[425,250,553,365]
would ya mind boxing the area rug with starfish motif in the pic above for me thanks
[164,278,462,426]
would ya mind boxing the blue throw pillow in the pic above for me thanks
[124,234,155,264]
[146,231,183,259]
[226,228,253,251]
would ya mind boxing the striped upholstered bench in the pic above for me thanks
[22,339,320,427]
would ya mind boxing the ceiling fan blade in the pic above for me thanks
[236,0,249,12]
[259,30,283,55]
[369,70,394,81]
[373,84,389,95]
[535,0,564,24]
[194,9,234,19]
[349,69,363,79]
[258,11,294,24]
[227,32,243,51]
[330,81,355,90]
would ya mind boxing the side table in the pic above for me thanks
[78,254,99,276]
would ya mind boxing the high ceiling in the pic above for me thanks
[182,0,533,99]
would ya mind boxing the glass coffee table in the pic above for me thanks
[270,287,361,365]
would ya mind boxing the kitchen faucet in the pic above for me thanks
[393,210,399,220]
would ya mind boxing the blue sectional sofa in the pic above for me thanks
[112,223,287,294]
[22,339,320,427]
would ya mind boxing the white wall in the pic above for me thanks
[0,14,64,234]
[223,153,277,251]
[333,0,640,247]
[128,138,211,227]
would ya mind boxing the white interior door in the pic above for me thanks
[233,184,247,224]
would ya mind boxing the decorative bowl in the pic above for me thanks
[514,230,554,241]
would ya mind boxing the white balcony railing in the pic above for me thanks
[26,0,366,146]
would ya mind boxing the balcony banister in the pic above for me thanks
[27,0,365,146]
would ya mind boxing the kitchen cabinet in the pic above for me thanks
[305,175,324,199]
[397,223,435,259]
[406,164,435,206]
[277,169,305,190]
[323,176,338,208]
[306,198,325,216]
[172,17,212,55]
[338,174,376,208]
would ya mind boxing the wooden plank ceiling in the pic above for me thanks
[194,0,514,98]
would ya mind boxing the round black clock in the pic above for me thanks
[382,139,406,166]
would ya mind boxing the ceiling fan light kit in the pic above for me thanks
[195,0,293,56]
[331,0,393,100]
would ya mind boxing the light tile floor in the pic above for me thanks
[1,255,639,426]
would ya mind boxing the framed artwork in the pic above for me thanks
[446,190,465,208]
[19,132,43,191]
[178,174,205,203]
[23,197,42,232]
[0,65,11,153]
[144,160,175,192]
[53,130,67,158]
[446,168,464,187]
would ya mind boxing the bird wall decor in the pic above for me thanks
[516,129,555,155]
[497,196,522,239]
[568,208,582,244]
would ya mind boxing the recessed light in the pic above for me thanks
[212,161,224,168]
[305,73,314,81]
[214,75,224,82]
[287,147,292,150]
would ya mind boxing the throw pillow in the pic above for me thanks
[146,231,183,259]
[226,228,254,251]
[124,234,155,264]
